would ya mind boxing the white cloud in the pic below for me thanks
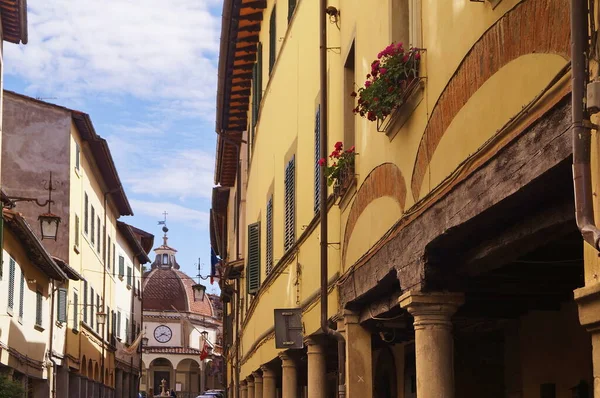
[4,0,221,117]
[129,199,209,227]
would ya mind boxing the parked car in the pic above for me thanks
[204,391,225,398]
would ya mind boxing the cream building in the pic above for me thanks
[141,227,223,397]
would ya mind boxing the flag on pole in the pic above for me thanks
[210,247,221,285]
[200,339,210,361]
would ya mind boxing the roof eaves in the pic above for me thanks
[117,221,152,264]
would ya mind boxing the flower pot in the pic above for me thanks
[376,78,424,137]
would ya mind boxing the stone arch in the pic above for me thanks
[410,0,570,200]
[94,362,100,382]
[374,347,397,398]
[80,355,87,377]
[87,359,93,379]
[342,163,407,265]
[105,369,109,386]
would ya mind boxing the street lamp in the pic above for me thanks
[201,331,209,340]
[5,172,61,240]
[193,283,207,302]
[96,312,107,326]
[142,336,149,347]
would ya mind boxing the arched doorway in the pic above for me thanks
[176,359,201,395]
[149,358,174,395]
[374,347,397,398]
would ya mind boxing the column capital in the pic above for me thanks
[246,376,255,386]
[342,309,360,325]
[574,283,600,332]
[304,337,325,354]
[252,371,263,383]
[241,381,248,391]
[399,291,464,330]
[279,351,296,368]
[260,365,276,378]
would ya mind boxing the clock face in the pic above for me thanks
[154,325,172,343]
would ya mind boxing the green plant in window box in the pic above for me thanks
[318,142,356,197]
[352,43,421,122]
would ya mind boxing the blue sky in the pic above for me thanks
[4,0,224,293]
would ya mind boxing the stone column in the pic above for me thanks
[399,291,464,398]
[247,376,255,398]
[260,366,276,398]
[279,352,297,398]
[240,381,248,398]
[252,371,263,398]
[574,283,600,397]
[343,310,373,398]
[115,370,123,398]
[306,338,327,398]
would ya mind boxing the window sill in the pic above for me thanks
[18,316,22,325]
[126,285,131,290]
[7,308,13,317]
[55,321,64,328]
[379,80,424,140]
[72,328,79,335]
[118,275,124,281]
[34,324,45,332]
[74,245,80,254]
[74,167,81,178]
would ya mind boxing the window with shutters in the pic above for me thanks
[73,292,79,331]
[57,288,67,323]
[35,289,43,327]
[75,142,81,172]
[269,5,277,74]
[251,43,263,148]
[91,206,95,245]
[288,0,296,22]
[96,217,101,254]
[112,243,116,276]
[106,306,110,339]
[117,311,122,338]
[119,256,125,278]
[7,258,15,313]
[127,266,132,288]
[96,293,100,333]
[102,225,106,260]
[247,222,261,295]
[314,106,321,213]
[125,317,130,344]
[107,236,111,270]
[83,280,88,323]
[84,193,89,235]
[90,288,94,329]
[390,0,422,49]
[75,214,80,250]
[284,156,296,251]
[18,268,24,322]
[111,310,116,339]
[266,196,274,275]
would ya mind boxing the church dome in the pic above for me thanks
[142,228,214,317]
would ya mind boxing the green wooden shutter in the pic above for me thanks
[284,156,296,251]
[57,288,67,323]
[35,290,43,326]
[91,207,95,244]
[18,269,24,320]
[125,317,129,344]
[127,266,132,287]
[112,243,116,276]
[7,258,15,312]
[96,293,100,333]
[84,193,89,235]
[75,142,81,171]
[119,256,125,277]
[247,222,261,295]
[96,217,101,254]
[288,0,297,22]
[90,289,94,328]
[83,280,88,323]
[266,196,274,275]
[117,311,121,338]
[75,214,80,248]
[107,236,111,270]
[269,6,277,74]
[257,42,263,107]
[73,292,79,330]
[314,106,321,213]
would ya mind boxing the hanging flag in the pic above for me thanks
[200,339,210,361]
[121,331,143,355]
[210,247,221,285]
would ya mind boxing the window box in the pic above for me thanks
[376,79,424,138]
[333,163,356,200]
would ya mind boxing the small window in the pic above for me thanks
[35,289,43,327]
[126,266,132,287]
[162,253,168,265]
[112,243,116,276]
[18,268,24,322]
[117,311,121,338]
[119,256,125,278]
[75,142,81,171]
[96,293,100,333]
[125,317,130,344]
[247,222,261,295]
[96,217,101,254]
[284,156,296,251]
[90,288,94,329]
[7,258,15,313]
[74,214,80,249]
[73,292,79,331]
[107,236,112,270]
[269,5,277,74]
[102,225,106,260]
[91,207,95,244]
[266,196,274,275]
[57,288,67,323]
[84,194,89,235]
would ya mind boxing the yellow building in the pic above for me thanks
[1,92,153,398]
[214,0,600,397]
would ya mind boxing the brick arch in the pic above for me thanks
[411,0,570,200]
[343,163,407,265]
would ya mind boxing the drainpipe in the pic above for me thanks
[572,0,600,249]
[48,279,57,398]
[235,278,241,398]
[319,1,346,397]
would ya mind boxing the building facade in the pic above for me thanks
[141,228,223,397]
[1,92,153,398]
[214,0,600,397]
